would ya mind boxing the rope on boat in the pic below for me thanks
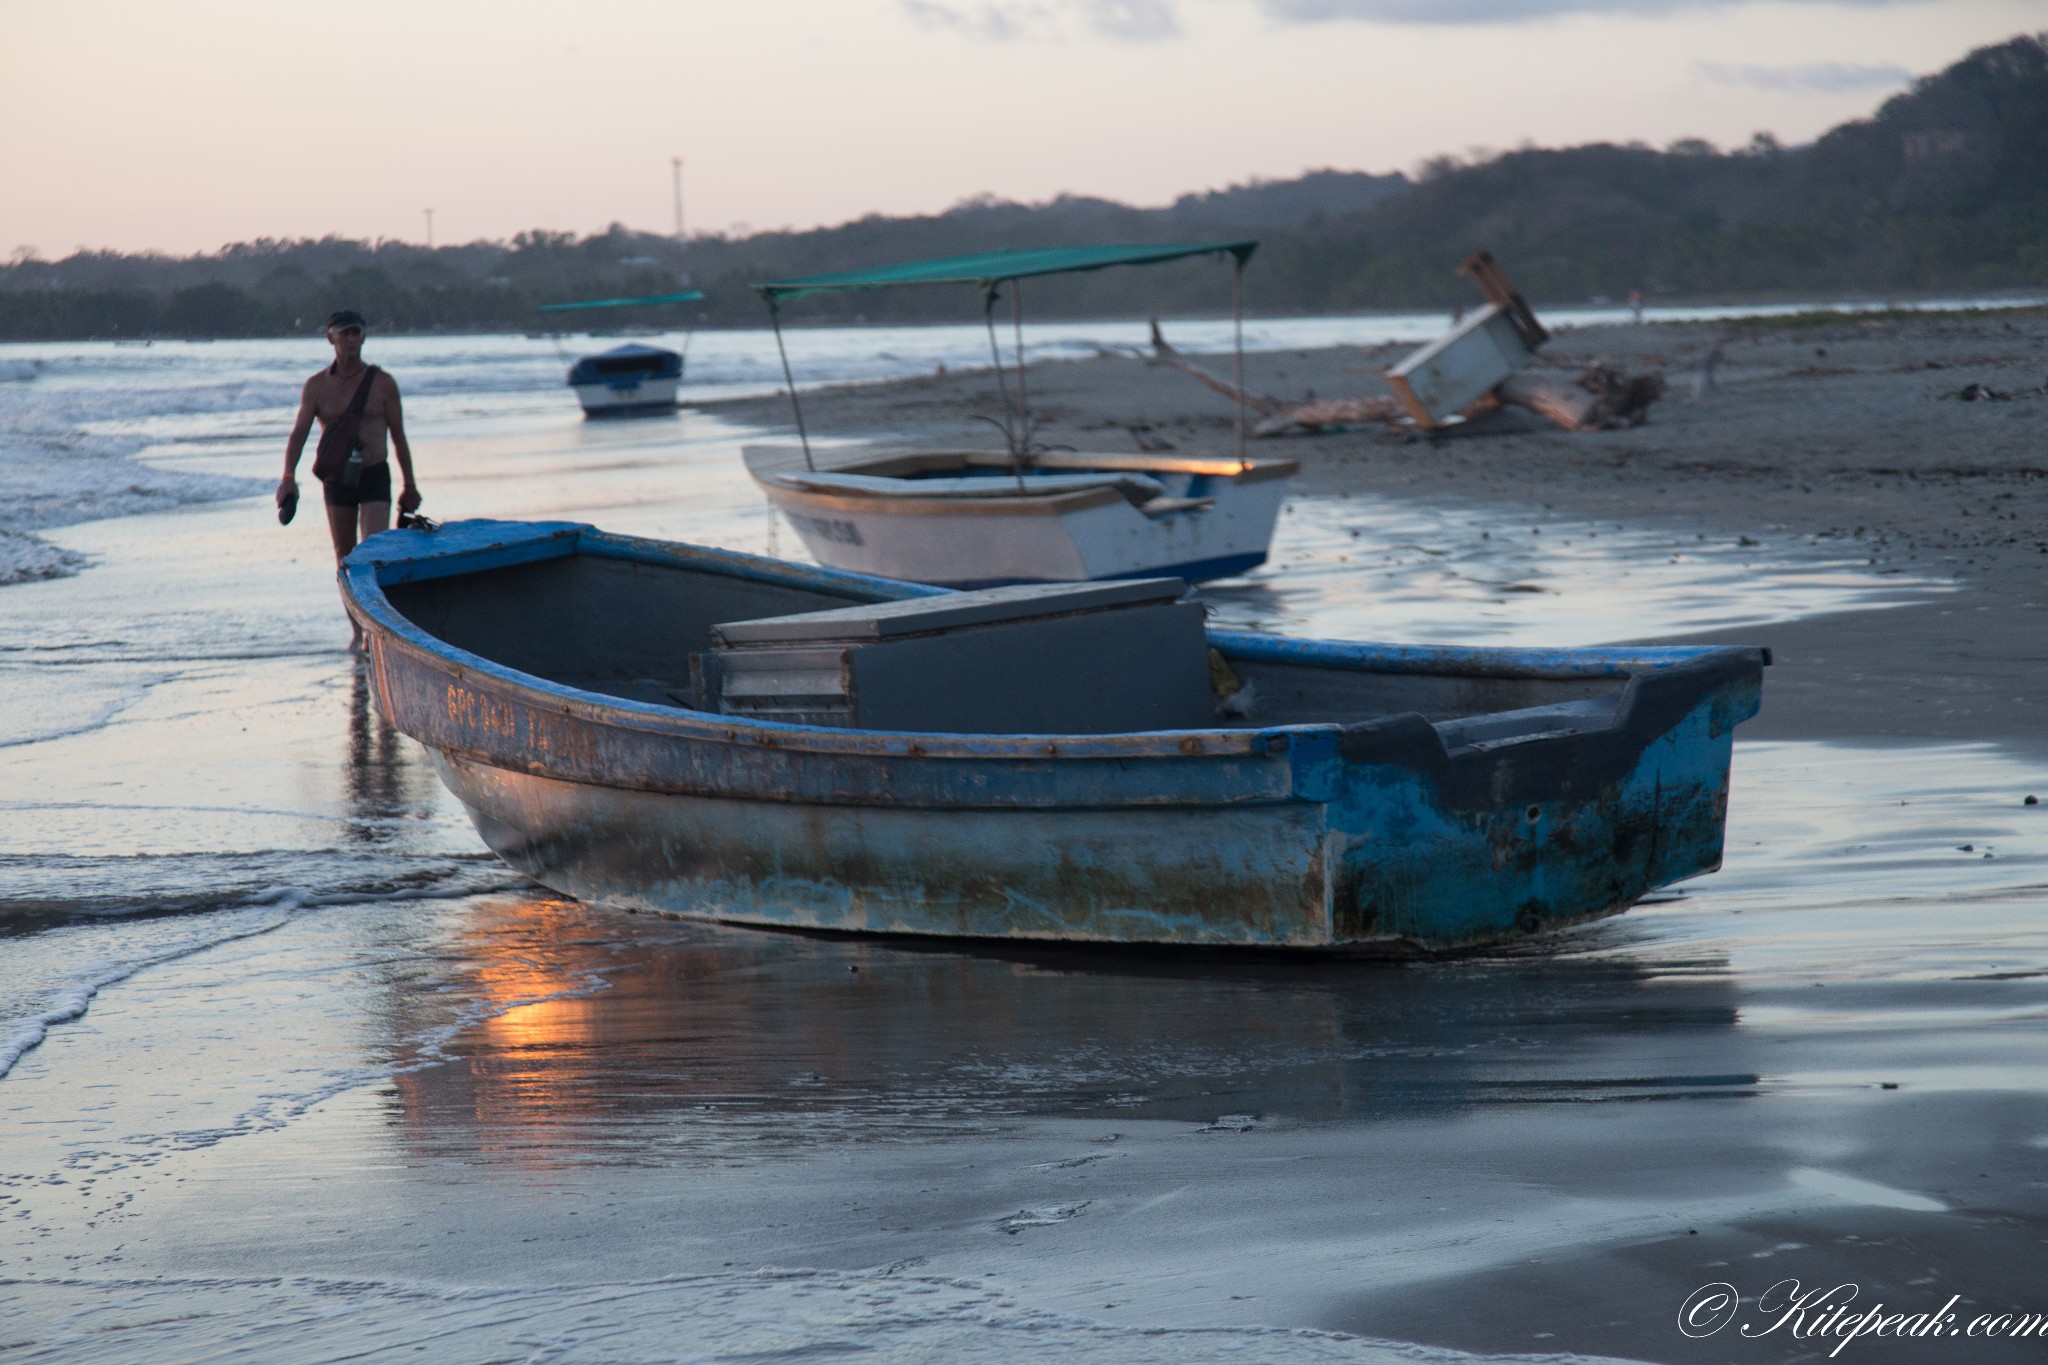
[982,287,1028,490]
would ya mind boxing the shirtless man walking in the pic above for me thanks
[276,310,421,648]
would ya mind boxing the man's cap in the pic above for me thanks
[325,309,367,333]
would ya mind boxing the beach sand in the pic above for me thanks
[705,310,2048,747]
[3,314,2047,1362]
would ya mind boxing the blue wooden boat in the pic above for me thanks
[342,519,1767,952]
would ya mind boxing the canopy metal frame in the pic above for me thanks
[537,288,709,381]
[535,289,707,313]
[753,241,1258,474]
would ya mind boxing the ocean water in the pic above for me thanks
[1,326,2045,1363]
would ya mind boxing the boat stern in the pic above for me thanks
[1297,648,1764,948]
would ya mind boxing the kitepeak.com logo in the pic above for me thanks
[1679,1280,2048,1355]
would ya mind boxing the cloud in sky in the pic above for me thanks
[903,0,1930,38]
[900,1,1041,40]
[11,0,2021,254]
[1694,59,1916,92]
[1092,0,1181,38]
[901,0,1179,41]
[1254,0,1917,22]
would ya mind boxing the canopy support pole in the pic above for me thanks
[1232,256,1247,469]
[767,298,814,471]
[1011,280,1031,460]
[983,290,1026,489]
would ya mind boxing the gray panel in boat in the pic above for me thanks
[710,577,1187,645]
[706,588,1212,734]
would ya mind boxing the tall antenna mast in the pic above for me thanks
[423,208,434,249]
[671,158,685,245]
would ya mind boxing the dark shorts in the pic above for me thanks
[322,461,392,508]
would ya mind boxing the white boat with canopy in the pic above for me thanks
[747,242,1296,588]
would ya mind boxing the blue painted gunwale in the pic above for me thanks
[342,519,1765,948]
[345,519,1732,775]
[348,524,1292,810]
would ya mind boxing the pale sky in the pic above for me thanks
[1,0,2038,257]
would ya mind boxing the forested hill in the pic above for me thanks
[3,33,2043,340]
[1280,31,2048,310]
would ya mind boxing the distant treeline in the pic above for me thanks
[5,34,2044,341]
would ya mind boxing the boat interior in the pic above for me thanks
[383,551,1637,736]
[746,445,1293,509]
[775,468,1178,507]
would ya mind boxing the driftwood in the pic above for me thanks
[1147,321,1402,435]
[1255,395,1405,436]
[1495,372,1602,429]
[1499,366,1665,430]
[1146,319,1285,415]
[1148,303,1665,437]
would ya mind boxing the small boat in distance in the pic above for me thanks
[566,343,683,417]
[344,518,1767,952]
[749,241,1295,585]
[537,288,705,418]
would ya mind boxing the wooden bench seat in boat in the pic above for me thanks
[697,578,1212,733]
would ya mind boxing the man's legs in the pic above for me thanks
[325,505,358,559]
[325,500,390,650]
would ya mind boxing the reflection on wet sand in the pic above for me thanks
[382,895,1751,1167]
[341,663,423,847]
[333,663,446,855]
[1202,496,1947,647]
[366,737,2048,1191]
[399,898,618,1161]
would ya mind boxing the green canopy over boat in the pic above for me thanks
[753,239,1262,471]
[537,288,706,313]
[753,241,1258,300]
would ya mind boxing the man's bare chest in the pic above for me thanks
[310,368,382,423]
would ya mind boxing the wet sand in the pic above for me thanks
[704,309,2048,748]
[9,752,2048,1362]
[4,323,2048,1362]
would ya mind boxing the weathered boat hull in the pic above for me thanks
[434,754,1339,944]
[345,520,1764,951]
